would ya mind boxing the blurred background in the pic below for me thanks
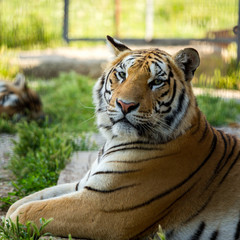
[0,0,240,135]
[0,0,239,86]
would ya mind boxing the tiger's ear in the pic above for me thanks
[14,73,27,90]
[106,35,131,56]
[174,48,200,81]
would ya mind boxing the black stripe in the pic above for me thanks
[99,124,112,130]
[160,89,169,98]
[85,184,137,194]
[226,133,231,144]
[199,120,209,142]
[93,170,140,175]
[155,181,198,222]
[169,70,174,78]
[105,89,111,95]
[107,141,151,151]
[100,73,106,84]
[219,150,240,185]
[165,88,185,126]
[154,60,164,69]
[129,210,171,240]
[214,130,227,174]
[191,110,202,136]
[187,151,239,223]
[86,170,91,182]
[125,57,135,62]
[96,108,105,113]
[204,130,228,190]
[189,221,206,240]
[217,136,237,173]
[164,181,197,212]
[234,216,240,240]
[162,79,176,107]
[185,191,215,223]
[107,152,179,164]
[161,107,171,114]
[210,230,218,240]
[165,229,175,239]
[103,68,114,102]
[103,146,161,158]
[75,182,80,191]
[151,52,164,59]
[108,132,216,212]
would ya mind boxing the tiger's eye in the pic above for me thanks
[119,72,126,79]
[153,79,162,85]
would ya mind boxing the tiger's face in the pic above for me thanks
[0,74,44,120]
[94,36,200,143]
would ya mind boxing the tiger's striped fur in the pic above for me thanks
[0,74,43,120]
[6,37,240,240]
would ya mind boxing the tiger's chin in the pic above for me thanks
[111,122,141,140]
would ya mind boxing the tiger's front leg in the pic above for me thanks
[6,182,78,218]
[7,189,132,240]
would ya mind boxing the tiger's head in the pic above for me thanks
[0,74,44,120]
[94,36,200,143]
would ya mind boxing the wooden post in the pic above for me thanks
[145,0,154,42]
[237,0,240,65]
[115,0,120,38]
[63,0,69,43]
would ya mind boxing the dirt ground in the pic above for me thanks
[14,43,229,79]
[0,134,17,217]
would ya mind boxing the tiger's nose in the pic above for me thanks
[116,99,139,114]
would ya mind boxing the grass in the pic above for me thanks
[0,217,53,240]
[0,121,79,211]
[35,72,96,133]
[197,94,240,126]
[0,47,20,79]
[0,217,162,240]
[193,58,240,90]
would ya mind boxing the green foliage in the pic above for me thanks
[0,120,82,210]
[35,72,96,133]
[0,183,23,212]
[0,216,52,240]
[195,64,240,90]
[0,0,62,49]
[154,226,166,240]
[0,47,19,79]
[8,121,76,195]
[196,94,240,126]
[0,118,16,134]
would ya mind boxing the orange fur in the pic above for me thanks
[6,38,240,240]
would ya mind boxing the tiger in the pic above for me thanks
[0,74,44,120]
[6,36,240,240]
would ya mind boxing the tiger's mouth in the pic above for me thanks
[110,116,150,138]
[111,117,136,128]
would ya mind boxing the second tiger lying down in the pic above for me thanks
[6,36,240,240]
[0,74,44,120]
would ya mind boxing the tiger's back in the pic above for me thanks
[6,37,240,240]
